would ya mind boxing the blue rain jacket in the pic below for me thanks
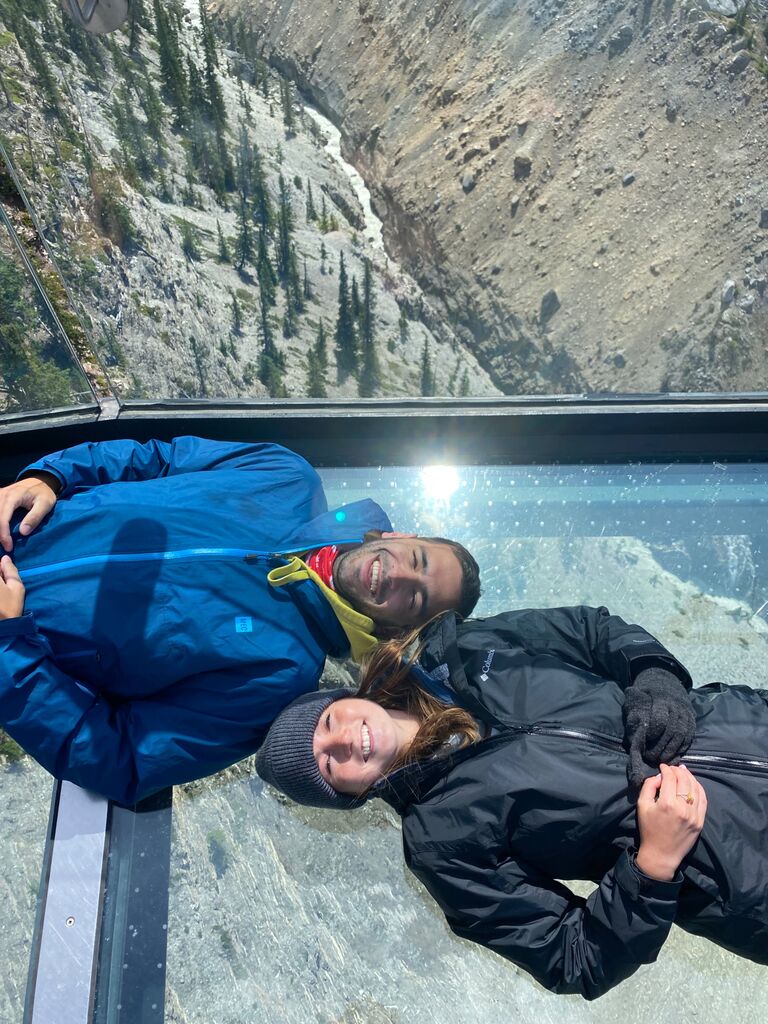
[0,437,391,803]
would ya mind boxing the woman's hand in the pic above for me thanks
[635,763,707,881]
[0,473,60,552]
[0,555,25,619]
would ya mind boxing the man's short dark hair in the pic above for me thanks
[424,537,481,619]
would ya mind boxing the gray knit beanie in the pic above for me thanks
[255,688,370,809]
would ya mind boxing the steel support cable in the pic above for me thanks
[0,135,120,418]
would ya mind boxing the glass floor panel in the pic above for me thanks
[161,461,768,1023]
[0,749,54,1023]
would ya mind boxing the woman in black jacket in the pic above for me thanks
[255,606,768,999]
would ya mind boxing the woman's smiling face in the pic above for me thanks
[312,697,420,795]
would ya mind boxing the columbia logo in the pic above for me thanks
[480,649,495,682]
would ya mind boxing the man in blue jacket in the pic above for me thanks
[0,436,480,804]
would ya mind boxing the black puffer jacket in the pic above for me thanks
[377,606,768,999]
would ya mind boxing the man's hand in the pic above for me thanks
[0,555,25,619]
[0,472,60,552]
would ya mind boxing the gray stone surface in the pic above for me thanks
[0,759,53,1024]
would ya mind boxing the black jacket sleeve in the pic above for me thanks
[407,842,682,1000]
[463,606,691,691]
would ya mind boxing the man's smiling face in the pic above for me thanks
[332,532,463,628]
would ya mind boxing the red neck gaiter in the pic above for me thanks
[305,545,340,590]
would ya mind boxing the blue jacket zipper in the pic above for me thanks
[19,539,366,580]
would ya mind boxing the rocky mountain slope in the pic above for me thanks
[228,0,768,394]
[0,0,497,404]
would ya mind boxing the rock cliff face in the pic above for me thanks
[0,1,498,405]
[225,0,768,394]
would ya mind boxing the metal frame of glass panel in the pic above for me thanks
[3,394,768,477]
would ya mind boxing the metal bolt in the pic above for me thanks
[65,916,75,927]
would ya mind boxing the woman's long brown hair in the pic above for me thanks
[358,614,480,777]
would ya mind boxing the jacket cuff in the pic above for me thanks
[17,465,66,495]
[625,650,692,690]
[615,847,683,901]
[0,612,37,639]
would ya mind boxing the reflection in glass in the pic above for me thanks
[164,462,768,1022]
[0,216,93,413]
[0,741,52,1023]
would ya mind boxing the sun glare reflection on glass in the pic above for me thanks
[421,465,460,503]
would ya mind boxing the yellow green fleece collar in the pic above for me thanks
[267,556,378,662]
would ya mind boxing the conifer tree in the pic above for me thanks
[350,276,362,326]
[182,159,199,207]
[358,258,380,397]
[282,301,297,339]
[128,0,149,55]
[234,195,255,270]
[236,123,254,200]
[306,180,317,221]
[420,339,435,397]
[315,318,328,374]
[289,246,304,312]
[200,0,227,128]
[116,84,156,180]
[230,289,243,335]
[276,174,293,281]
[13,18,69,132]
[447,356,462,395]
[459,368,471,397]
[305,319,329,398]
[281,78,296,136]
[255,57,270,99]
[217,221,231,263]
[256,228,277,308]
[305,348,324,398]
[199,0,220,68]
[215,125,236,193]
[0,66,13,111]
[189,334,209,396]
[258,289,286,396]
[334,252,357,378]
[139,71,165,150]
[186,57,207,118]
[319,195,329,233]
[62,12,106,78]
[303,258,312,301]
[157,169,173,203]
[258,283,277,364]
[238,79,252,116]
[319,239,328,275]
[181,221,201,262]
[153,0,188,128]
[188,116,218,195]
[251,143,273,233]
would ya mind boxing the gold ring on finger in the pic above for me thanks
[677,792,694,805]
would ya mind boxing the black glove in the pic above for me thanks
[623,666,696,797]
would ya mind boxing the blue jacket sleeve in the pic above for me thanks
[409,842,682,999]
[19,437,321,501]
[0,614,300,805]
[471,606,692,690]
